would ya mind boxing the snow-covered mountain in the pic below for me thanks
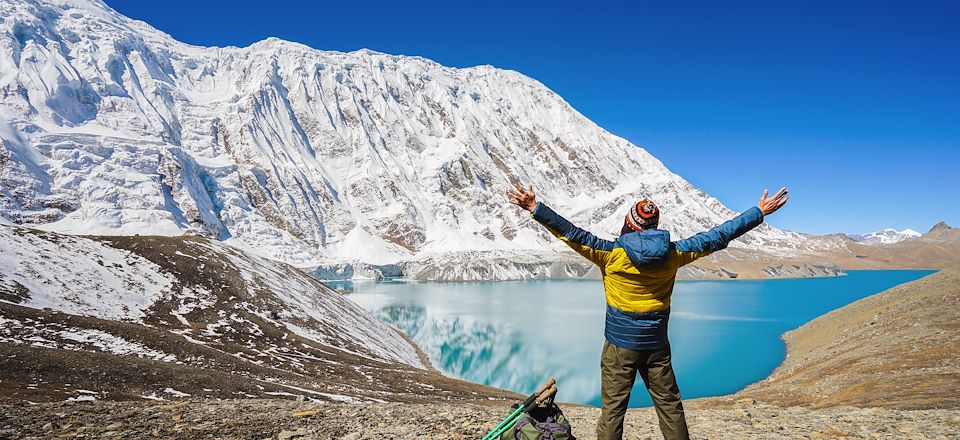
[847,228,921,245]
[0,0,813,276]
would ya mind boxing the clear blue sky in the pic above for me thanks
[106,0,959,235]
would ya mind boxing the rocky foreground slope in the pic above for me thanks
[3,264,958,438]
[0,225,516,405]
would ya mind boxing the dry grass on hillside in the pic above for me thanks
[730,268,960,409]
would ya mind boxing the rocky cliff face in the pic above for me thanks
[0,0,819,276]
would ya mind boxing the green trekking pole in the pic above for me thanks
[485,385,558,440]
[482,378,556,440]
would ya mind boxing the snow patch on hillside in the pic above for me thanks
[0,317,177,362]
[0,228,174,321]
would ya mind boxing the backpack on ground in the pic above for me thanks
[482,378,576,440]
[499,400,575,440]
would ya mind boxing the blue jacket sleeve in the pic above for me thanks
[673,206,764,266]
[531,202,616,266]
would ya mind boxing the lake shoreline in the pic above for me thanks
[325,264,932,290]
[310,257,850,282]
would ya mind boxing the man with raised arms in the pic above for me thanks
[507,184,789,440]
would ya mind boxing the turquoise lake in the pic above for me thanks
[341,270,933,407]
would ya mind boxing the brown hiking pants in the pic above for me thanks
[595,341,690,440]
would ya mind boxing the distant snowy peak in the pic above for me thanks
[0,0,813,270]
[847,228,921,245]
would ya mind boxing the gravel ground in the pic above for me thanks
[2,398,959,439]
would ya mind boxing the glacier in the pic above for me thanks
[0,0,816,279]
